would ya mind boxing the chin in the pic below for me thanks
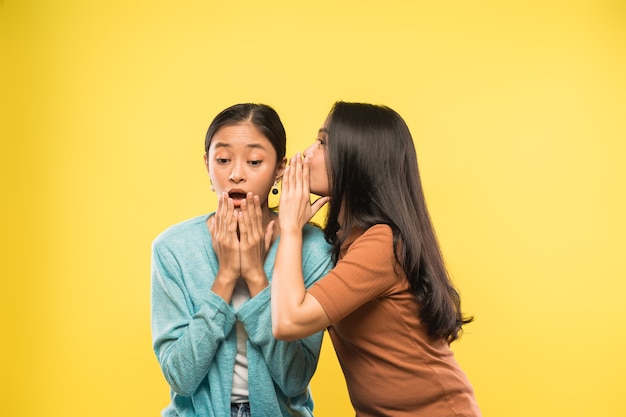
[311,188,329,197]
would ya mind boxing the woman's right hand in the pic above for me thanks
[278,153,329,234]
[209,192,241,287]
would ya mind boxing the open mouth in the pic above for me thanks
[228,191,247,206]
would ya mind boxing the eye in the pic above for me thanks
[317,138,326,146]
[248,160,262,166]
[216,158,230,164]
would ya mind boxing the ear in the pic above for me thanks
[204,153,215,191]
[274,157,287,183]
[203,153,210,172]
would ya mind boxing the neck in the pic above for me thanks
[261,207,280,243]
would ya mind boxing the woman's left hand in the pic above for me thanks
[237,192,272,296]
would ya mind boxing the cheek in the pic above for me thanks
[313,158,326,177]
[208,167,227,187]
[208,167,217,181]
[311,163,326,187]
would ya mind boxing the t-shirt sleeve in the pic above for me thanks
[308,224,403,324]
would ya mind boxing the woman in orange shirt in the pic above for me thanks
[271,101,481,416]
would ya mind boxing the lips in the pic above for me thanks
[228,190,247,206]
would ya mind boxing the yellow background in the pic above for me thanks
[2,1,625,416]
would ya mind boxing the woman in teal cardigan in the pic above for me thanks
[151,103,332,417]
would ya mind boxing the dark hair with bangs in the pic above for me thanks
[205,103,286,161]
[323,101,473,343]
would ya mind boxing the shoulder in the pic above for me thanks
[302,222,326,241]
[345,223,395,259]
[301,223,331,250]
[362,223,393,239]
[152,214,211,251]
[351,224,394,248]
[301,223,332,262]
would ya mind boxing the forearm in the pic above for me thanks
[272,155,332,339]
[272,228,331,340]
[271,228,305,333]
[245,272,269,297]
[154,296,236,396]
[211,270,238,304]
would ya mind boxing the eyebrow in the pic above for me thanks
[212,142,268,150]
[318,128,329,134]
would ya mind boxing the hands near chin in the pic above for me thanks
[210,192,274,298]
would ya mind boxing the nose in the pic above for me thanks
[303,143,315,158]
[229,162,245,183]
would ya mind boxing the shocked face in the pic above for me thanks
[205,122,284,208]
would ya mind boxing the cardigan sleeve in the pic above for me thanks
[151,238,237,397]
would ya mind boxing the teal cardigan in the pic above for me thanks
[151,214,332,417]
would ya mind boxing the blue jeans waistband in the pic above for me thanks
[230,402,250,417]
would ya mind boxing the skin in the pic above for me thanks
[271,144,332,340]
[204,122,286,303]
[303,128,330,197]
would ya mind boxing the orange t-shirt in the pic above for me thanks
[309,224,481,417]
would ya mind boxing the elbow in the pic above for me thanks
[272,318,302,341]
[171,386,195,398]
[164,370,198,397]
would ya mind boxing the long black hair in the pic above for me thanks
[323,101,473,343]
